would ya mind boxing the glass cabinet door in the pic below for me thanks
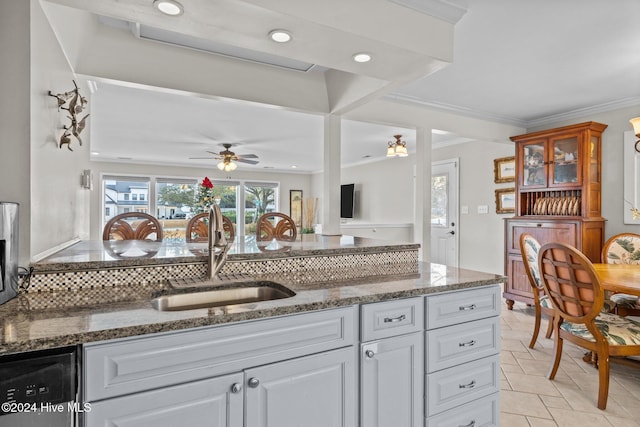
[521,141,546,187]
[550,135,580,186]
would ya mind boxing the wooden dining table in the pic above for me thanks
[592,263,640,296]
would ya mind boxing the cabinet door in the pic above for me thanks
[245,347,356,427]
[519,140,547,188]
[85,373,243,427]
[361,332,424,427]
[549,133,581,187]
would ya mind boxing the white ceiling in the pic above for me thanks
[42,0,640,172]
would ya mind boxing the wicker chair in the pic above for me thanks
[539,242,640,410]
[185,213,235,243]
[602,233,640,316]
[102,212,163,241]
[256,212,297,242]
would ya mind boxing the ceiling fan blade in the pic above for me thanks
[237,153,258,159]
[236,158,260,165]
[189,156,219,159]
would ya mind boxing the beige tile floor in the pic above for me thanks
[500,302,640,427]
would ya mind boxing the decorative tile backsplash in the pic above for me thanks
[25,249,419,294]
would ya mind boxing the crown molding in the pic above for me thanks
[388,0,468,24]
[384,93,640,130]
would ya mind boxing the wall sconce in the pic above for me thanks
[386,134,408,157]
[630,117,640,153]
[81,169,93,190]
[48,80,90,151]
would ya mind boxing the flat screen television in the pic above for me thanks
[340,183,355,219]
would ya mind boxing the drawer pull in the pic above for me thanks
[458,304,476,311]
[458,340,476,347]
[458,380,476,389]
[365,350,375,359]
[459,421,475,427]
[383,314,406,323]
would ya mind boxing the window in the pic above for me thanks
[103,176,150,227]
[244,182,278,235]
[156,179,198,241]
[431,174,448,226]
[101,175,278,240]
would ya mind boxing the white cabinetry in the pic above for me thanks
[425,285,501,427]
[83,307,357,427]
[360,297,424,427]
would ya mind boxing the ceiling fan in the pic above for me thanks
[190,143,259,171]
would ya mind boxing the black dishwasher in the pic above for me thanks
[0,346,78,427]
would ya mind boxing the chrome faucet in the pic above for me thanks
[208,203,230,281]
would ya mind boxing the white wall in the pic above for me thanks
[88,161,312,239]
[340,157,414,224]
[432,141,514,274]
[0,1,31,263]
[30,0,92,259]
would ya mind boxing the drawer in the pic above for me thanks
[84,306,357,401]
[426,393,499,427]
[426,316,500,373]
[361,297,424,341]
[425,354,500,417]
[426,285,500,330]
[506,219,578,254]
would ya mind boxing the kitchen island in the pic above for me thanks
[0,236,503,426]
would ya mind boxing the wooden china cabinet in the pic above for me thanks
[503,122,607,309]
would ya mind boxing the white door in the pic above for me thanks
[431,159,459,266]
[245,347,357,427]
[361,332,424,427]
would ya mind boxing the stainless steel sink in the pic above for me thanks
[151,281,295,311]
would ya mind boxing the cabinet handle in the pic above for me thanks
[248,377,260,388]
[230,383,242,393]
[458,340,476,347]
[537,223,542,227]
[458,304,476,311]
[365,349,375,358]
[459,421,475,427]
[383,314,406,323]
[458,380,476,389]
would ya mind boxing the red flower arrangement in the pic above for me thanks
[201,177,214,189]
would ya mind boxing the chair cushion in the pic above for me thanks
[540,295,553,309]
[560,312,640,345]
[610,293,639,308]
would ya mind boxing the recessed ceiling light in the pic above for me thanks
[269,30,292,43]
[291,165,298,169]
[352,52,372,63]
[153,0,183,16]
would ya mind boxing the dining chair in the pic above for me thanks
[185,212,235,243]
[538,242,640,410]
[103,212,163,241]
[602,233,640,316]
[256,212,297,242]
[520,233,555,348]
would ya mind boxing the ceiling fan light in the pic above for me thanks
[217,161,226,170]
[228,162,238,171]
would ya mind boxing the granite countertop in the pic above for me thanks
[32,235,419,272]
[0,262,504,356]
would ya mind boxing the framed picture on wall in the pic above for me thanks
[495,188,516,214]
[494,156,516,183]
[290,190,303,227]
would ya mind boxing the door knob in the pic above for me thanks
[365,349,375,358]
[248,377,260,388]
